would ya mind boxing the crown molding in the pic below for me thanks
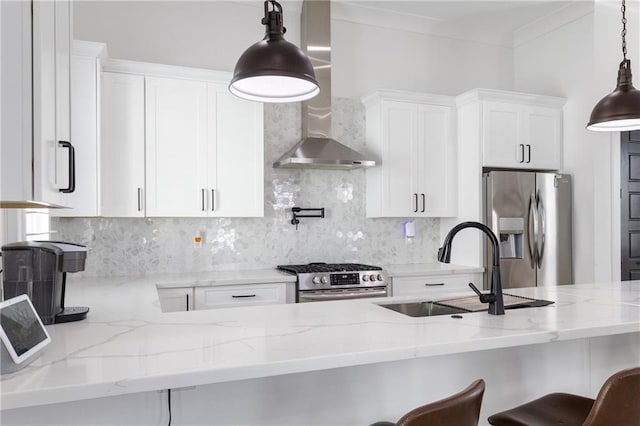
[514,1,594,48]
[73,40,108,62]
[456,88,567,108]
[103,59,232,83]
[332,1,513,48]
[362,90,455,109]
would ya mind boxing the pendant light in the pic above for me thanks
[229,0,319,103]
[588,0,640,132]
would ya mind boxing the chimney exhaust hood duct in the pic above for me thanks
[273,0,375,170]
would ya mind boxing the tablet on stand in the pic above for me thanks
[0,294,51,374]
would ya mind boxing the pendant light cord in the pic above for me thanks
[622,0,628,62]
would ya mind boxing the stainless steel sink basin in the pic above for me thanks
[378,295,554,317]
[378,301,469,317]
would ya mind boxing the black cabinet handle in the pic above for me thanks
[201,189,206,211]
[186,294,189,311]
[232,294,256,298]
[424,283,445,286]
[526,144,531,163]
[413,193,418,213]
[58,141,76,193]
[519,144,525,163]
[421,193,426,213]
[211,189,215,211]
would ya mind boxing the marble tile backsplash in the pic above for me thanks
[53,98,441,277]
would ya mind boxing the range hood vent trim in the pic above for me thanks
[273,137,376,169]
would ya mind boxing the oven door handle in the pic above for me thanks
[298,289,388,301]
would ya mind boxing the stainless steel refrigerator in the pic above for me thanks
[483,171,573,289]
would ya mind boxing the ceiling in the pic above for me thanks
[339,1,577,34]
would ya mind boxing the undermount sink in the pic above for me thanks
[378,301,469,317]
[378,294,554,318]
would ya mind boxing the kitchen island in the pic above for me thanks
[1,272,638,425]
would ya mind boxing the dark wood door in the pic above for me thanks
[620,130,640,280]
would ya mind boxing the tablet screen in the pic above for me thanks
[1,298,49,357]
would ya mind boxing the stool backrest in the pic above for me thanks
[583,366,640,426]
[396,379,485,426]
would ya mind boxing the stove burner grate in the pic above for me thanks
[277,263,383,274]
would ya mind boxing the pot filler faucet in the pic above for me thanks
[437,221,505,315]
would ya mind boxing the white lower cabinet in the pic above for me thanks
[194,283,288,310]
[157,287,194,312]
[391,273,482,298]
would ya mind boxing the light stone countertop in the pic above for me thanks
[151,263,483,288]
[153,268,297,288]
[383,263,484,277]
[1,270,639,411]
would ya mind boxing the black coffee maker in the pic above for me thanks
[1,241,89,325]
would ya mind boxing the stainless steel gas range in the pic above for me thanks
[277,263,389,303]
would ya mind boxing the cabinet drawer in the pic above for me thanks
[195,283,287,310]
[391,273,481,297]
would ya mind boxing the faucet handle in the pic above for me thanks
[468,282,497,304]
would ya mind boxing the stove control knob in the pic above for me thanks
[321,276,328,284]
[362,275,368,282]
[377,274,384,282]
[312,275,322,285]
[369,274,377,282]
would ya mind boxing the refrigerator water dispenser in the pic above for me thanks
[498,217,524,259]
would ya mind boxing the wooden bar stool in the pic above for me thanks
[370,379,485,426]
[488,366,640,426]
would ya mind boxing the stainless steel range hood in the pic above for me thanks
[273,0,375,170]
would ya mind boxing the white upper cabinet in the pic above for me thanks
[1,1,33,203]
[459,89,565,170]
[1,0,71,206]
[53,41,107,217]
[141,75,263,218]
[363,91,456,218]
[208,84,264,217]
[145,76,209,217]
[101,72,146,217]
[32,0,72,205]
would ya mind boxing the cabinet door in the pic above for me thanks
[194,283,287,310]
[54,54,100,217]
[157,287,194,312]
[145,77,208,217]
[208,84,264,217]
[482,102,523,168]
[381,101,420,216]
[391,273,481,298]
[101,72,146,217]
[1,1,33,202]
[32,0,72,205]
[418,104,456,217]
[525,106,562,170]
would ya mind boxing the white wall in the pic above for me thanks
[331,18,513,98]
[73,1,514,99]
[514,1,639,283]
[73,1,284,75]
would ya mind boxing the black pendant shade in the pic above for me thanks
[588,0,640,132]
[229,0,319,103]
[587,60,640,131]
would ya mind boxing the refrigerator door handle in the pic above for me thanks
[537,193,545,268]
[528,193,538,268]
